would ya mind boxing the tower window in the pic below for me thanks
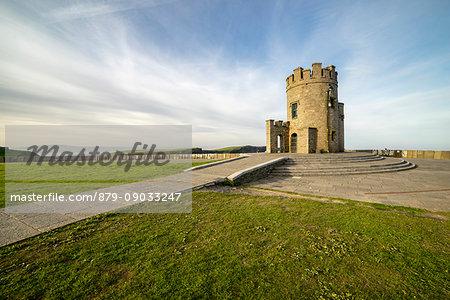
[291,103,298,119]
[328,98,335,108]
[327,87,335,108]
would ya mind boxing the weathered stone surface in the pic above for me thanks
[266,62,344,154]
[227,157,288,184]
[380,150,450,160]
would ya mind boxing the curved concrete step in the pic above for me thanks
[284,156,385,164]
[285,154,381,160]
[274,164,416,176]
[276,160,408,171]
[287,153,377,158]
[270,154,416,176]
[273,161,411,172]
[289,156,382,161]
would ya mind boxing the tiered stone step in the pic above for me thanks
[270,153,416,176]
[283,153,383,164]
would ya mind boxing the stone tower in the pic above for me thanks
[266,62,344,153]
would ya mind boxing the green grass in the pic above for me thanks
[1,191,448,298]
[0,164,3,208]
[5,160,220,182]
[0,160,221,208]
[119,147,198,154]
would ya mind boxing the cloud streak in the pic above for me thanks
[43,0,177,23]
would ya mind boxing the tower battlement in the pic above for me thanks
[267,120,290,128]
[286,63,337,89]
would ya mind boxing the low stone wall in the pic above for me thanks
[227,157,288,185]
[191,153,244,160]
[372,150,450,160]
[1,153,246,163]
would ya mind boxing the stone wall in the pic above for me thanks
[227,157,288,184]
[338,103,345,152]
[266,120,289,153]
[371,150,450,160]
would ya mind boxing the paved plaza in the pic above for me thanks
[251,156,450,211]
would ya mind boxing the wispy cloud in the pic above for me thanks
[43,0,176,23]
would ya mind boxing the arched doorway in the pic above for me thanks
[290,133,297,153]
[277,135,282,153]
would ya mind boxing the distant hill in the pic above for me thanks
[157,145,266,154]
[1,147,37,158]
[119,148,203,154]
[206,145,266,153]
[117,146,266,155]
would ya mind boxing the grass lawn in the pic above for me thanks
[0,191,448,298]
[0,163,3,208]
[0,160,220,208]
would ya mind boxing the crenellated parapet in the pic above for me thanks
[272,120,290,128]
[286,62,337,90]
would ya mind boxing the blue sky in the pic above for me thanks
[1,0,449,150]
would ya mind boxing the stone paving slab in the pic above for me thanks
[0,212,40,244]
